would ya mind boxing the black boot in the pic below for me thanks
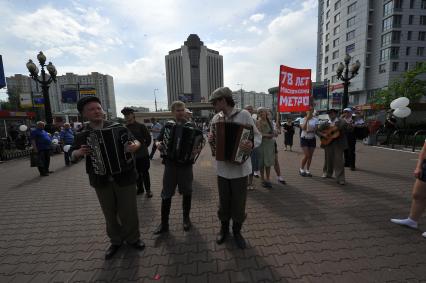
[233,222,246,249]
[216,221,229,244]
[136,178,144,195]
[182,195,192,231]
[154,198,171,235]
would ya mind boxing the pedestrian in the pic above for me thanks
[244,105,259,190]
[342,108,357,171]
[30,121,52,176]
[208,87,261,249]
[390,139,426,238]
[121,107,153,198]
[318,109,348,185]
[269,111,286,185]
[153,101,198,234]
[149,118,162,160]
[59,123,74,166]
[256,107,276,188]
[299,110,317,177]
[283,117,295,151]
[384,111,397,145]
[70,96,145,260]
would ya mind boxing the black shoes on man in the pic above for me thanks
[104,240,145,260]
[216,221,247,249]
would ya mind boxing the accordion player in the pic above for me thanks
[160,121,205,164]
[79,124,135,175]
[209,120,254,165]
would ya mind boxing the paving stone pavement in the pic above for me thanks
[0,137,425,283]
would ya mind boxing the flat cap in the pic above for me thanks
[209,87,233,102]
[327,108,338,114]
[77,96,101,113]
[121,107,135,115]
[343,107,352,112]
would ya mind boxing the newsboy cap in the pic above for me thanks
[77,96,101,113]
[209,87,233,102]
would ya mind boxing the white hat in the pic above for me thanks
[185,108,192,114]
[343,108,352,112]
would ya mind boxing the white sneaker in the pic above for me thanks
[390,218,418,229]
[247,185,254,190]
[422,232,426,238]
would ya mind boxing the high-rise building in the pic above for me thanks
[6,72,117,119]
[165,34,224,107]
[232,90,274,110]
[317,0,426,107]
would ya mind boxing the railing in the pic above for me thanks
[412,130,426,152]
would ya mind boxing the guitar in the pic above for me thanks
[320,126,340,146]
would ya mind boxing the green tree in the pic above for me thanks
[5,85,22,110]
[375,62,426,108]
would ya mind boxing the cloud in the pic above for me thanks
[249,13,265,22]
[247,26,263,35]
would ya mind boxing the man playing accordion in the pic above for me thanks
[208,87,262,249]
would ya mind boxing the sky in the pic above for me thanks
[0,0,319,113]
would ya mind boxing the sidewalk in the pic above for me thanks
[0,139,425,282]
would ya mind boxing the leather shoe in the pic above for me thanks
[153,223,169,235]
[146,191,153,198]
[105,244,121,260]
[130,239,145,251]
[183,217,191,231]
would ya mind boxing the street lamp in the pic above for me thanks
[335,53,361,111]
[237,83,243,109]
[26,51,57,132]
[154,88,159,112]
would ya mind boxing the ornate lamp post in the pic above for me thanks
[26,51,57,132]
[336,54,361,111]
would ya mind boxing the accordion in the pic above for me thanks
[161,121,205,164]
[209,121,254,164]
[83,125,134,175]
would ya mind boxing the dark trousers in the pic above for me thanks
[149,139,158,159]
[64,144,72,165]
[135,156,151,192]
[217,176,248,223]
[161,163,193,199]
[344,134,356,168]
[37,150,51,175]
[94,182,140,245]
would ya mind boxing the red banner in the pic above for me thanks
[278,65,311,112]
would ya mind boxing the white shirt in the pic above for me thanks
[300,118,317,139]
[210,108,262,179]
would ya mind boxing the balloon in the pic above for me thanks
[63,145,71,152]
[390,97,410,109]
[19,125,28,132]
[393,106,411,118]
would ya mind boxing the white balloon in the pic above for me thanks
[63,145,71,152]
[390,97,410,109]
[19,125,28,132]
[393,106,411,118]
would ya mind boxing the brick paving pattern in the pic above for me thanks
[0,138,425,282]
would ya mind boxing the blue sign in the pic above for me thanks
[33,97,45,105]
[312,85,328,99]
[61,89,78,103]
[0,55,5,89]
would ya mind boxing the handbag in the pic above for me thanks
[30,151,39,167]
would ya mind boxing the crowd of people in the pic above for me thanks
[24,86,425,260]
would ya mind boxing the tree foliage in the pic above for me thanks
[375,62,426,108]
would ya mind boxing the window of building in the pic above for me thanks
[326,0,330,7]
[392,62,399,71]
[391,47,400,59]
[408,30,412,40]
[325,44,330,52]
[332,62,338,71]
[383,17,393,31]
[346,30,355,40]
[346,43,355,53]
[348,2,357,14]
[334,12,341,23]
[333,38,340,47]
[411,0,415,8]
[324,67,329,75]
[417,46,425,56]
[380,48,391,61]
[406,46,411,55]
[422,0,426,8]
[409,15,414,24]
[405,62,409,70]
[325,56,329,63]
[382,32,392,46]
[394,0,403,8]
[383,1,393,16]
[334,25,340,35]
[419,31,426,40]
[332,50,340,59]
[331,75,338,83]
[326,33,330,41]
[421,16,426,25]
[347,16,356,27]
[335,0,341,10]
[379,63,387,73]
[393,15,402,28]
[326,21,330,30]
[326,10,330,19]
[392,31,401,43]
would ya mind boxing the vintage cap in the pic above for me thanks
[343,107,353,112]
[209,87,233,102]
[77,96,101,113]
[327,108,339,114]
[121,107,135,115]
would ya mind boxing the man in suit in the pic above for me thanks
[319,109,348,185]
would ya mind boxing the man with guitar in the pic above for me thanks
[318,108,348,185]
